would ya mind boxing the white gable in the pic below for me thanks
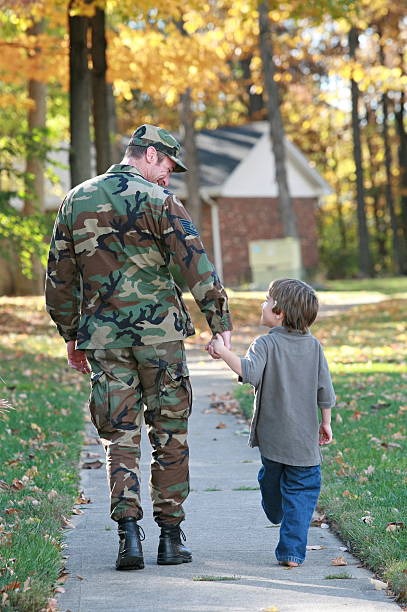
[221,132,330,198]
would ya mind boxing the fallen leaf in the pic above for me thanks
[331,556,347,566]
[48,490,58,500]
[54,586,65,594]
[342,490,358,499]
[72,508,84,515]
[385,522,405,532]
[364,465,375,475]
[361,515,374,524]
[306,545,325,550]
[339,547,348,551]
[370,402,390,409]
[11,478,26,491]
[22,577,31,592]
[84,437,101,445]
[0,581,21,592]
[81,460,103,469]
[0,480,10,490]
[215,423,226,429]
[61,516,75,529]
[44,597,58,611]
[76,492,91,504]
[370,578,388,590]
[76,574,84,580]
[320,522,329,529]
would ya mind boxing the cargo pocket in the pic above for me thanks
[159,362,192,419]
[89,370,110,432]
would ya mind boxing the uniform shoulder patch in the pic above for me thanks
[180,218,199,237]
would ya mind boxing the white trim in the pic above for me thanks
[201,193,223,282]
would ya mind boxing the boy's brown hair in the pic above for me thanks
[268,278,318,333]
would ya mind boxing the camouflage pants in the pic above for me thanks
[86,340,192,526]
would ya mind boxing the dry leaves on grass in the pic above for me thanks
[385,522,405,532]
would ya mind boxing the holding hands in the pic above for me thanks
[205,330,231,359]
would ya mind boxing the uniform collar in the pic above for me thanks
[106,164,145,178]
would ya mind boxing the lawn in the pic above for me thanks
[233,297,407,603]
[0,298,89,612]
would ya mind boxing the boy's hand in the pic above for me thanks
[206,333,225,359]
[319,423,332,445]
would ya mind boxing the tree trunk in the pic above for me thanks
[69,6,91,187]
[258,1,297,238]
[348,27,373,276]
[395,90,407,273]
[179,88,201,229]
[240,55,264,120]
[378,33,402,274]
[16,21,47,295]
[91,7,111,174]
[365,105,387,263]
[107,83,121,163]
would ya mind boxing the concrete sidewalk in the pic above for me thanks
[58,350,399,612]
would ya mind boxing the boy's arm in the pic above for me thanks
[317,345,336,408]
[210,334,267,387]
[319,407,332,445]
[209,335,242,376]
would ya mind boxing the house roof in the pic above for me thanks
[171,121,331,199]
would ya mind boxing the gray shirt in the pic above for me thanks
[240,326,336,466]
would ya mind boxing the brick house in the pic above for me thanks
[171,122,331,287]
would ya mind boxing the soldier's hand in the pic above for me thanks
[67,340,91,375]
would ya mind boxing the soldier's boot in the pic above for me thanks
[116,517,145,570]
[157,524,192,565]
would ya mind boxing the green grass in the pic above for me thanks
[233,298,407,603]
[322,276,407,295]
[324,572,353,580]
[192,575,241,581]
[0,298,88,612]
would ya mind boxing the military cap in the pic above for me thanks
[128,124,188,173]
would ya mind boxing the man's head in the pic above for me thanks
[263,278,318,333]
[122,124,187,187]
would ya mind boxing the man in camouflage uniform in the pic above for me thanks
[45,124,232,570]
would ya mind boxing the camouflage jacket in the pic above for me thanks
[45,164,232,349]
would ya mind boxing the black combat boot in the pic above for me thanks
[116,517,145,570]
[157,524,192,565]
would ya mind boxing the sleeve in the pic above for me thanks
[45,196,81,342]
[240,336,268,388]
[159,194,232,335]
[317,345,336,409]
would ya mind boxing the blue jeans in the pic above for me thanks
[258,456,321,565]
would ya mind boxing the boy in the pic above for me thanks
[207,278,335,567]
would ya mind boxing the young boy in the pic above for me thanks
[208,278,335,567]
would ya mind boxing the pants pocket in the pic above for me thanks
[89,370,110,431]
[159,363,192,419]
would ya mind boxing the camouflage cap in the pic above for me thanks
[128,124,187,173]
